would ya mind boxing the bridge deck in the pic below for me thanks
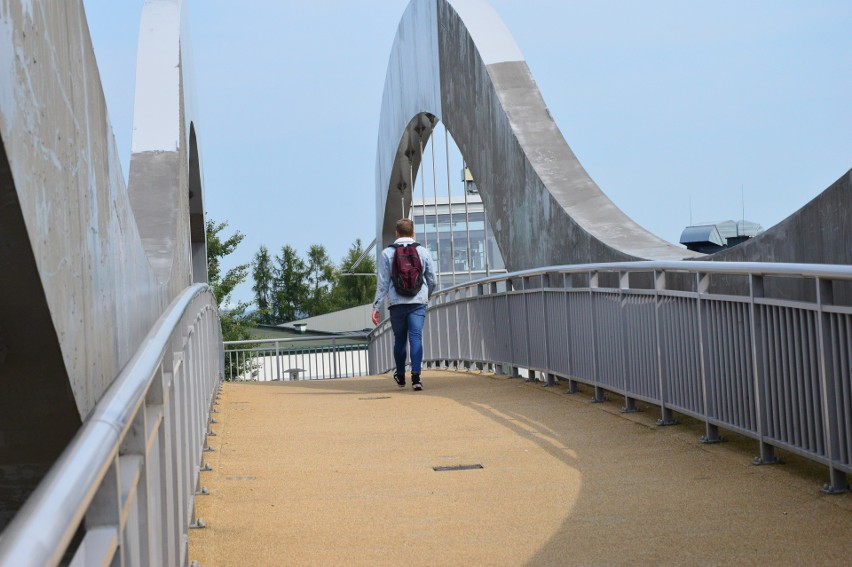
[190,371,851,566]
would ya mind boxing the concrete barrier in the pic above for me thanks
[0,0,204,530]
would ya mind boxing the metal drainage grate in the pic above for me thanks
[433,464,484,472]
[359,396,391,400]
[225,476,257,481]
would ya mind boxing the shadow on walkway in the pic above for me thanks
[191,371,852,567]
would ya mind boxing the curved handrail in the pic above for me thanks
[0,284,218,567]
[433,260,852,296]
[370,260,852,337]
[225,334,370,347]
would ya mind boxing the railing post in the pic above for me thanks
[477,283,486,367]
[491,280,506,375]
[85,460,121,546]
[459,287,467,369]
[655,271,677,425]
[697,273,722,443]
[447,290,456,369]
[507,278,517,378]
[521,276,534,381]
[433,294,441,368]
[815,277,849,493]
[426,300,434,367]
[589,271,606,403]
[563,272,579,394]
[749,275,778,465]
[542,273,555,387]
[333,339,339,379]
[466,286,473,369]
[620,271,638,412]
[275,340,281,381]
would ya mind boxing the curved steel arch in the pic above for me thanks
[376,0,700,269]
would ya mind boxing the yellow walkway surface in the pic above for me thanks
[190,371,852,566]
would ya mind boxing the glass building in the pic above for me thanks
[411,191,506,289]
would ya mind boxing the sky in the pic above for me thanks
[82,0,852,305]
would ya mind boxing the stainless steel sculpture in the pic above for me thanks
[0,0,215,551]
[376,0,852,268]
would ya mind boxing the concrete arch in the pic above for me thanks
[707,169,852,265]
[378,0,852,269]
[0,0,203,527]
[189,122,208,284]
[376,0,700,268]
[129,0,204,298]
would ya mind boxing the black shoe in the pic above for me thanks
[412,374,422,391]
[393,374,406,387]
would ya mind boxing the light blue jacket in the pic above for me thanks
[372,237,436,311]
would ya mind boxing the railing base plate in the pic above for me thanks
[820,483,850,495]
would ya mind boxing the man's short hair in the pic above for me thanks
[395,218,414,237]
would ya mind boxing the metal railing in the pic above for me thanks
[0,284,223,567]
[224,336,370,381]
[368,261,852,493]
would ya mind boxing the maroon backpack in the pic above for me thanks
[389,242,424,297]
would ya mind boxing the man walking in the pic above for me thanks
[372,219,436,390]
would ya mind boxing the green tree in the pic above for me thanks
[273,245,308,322]
[304,244,337,316]
[252,245,275,324]
[206,219,257,379]
[206,218,254,339]
[331,238,377,310]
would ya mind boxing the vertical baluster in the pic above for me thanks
[816,278,848,492]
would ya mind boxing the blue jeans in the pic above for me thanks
[389,303,427,377]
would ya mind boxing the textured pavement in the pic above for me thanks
[189,371,852,566]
